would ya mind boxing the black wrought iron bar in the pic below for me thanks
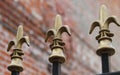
[11,71,19,75]
[52,62,61,75]
[101,53,109,73]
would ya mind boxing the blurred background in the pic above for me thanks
[0,0,120,75]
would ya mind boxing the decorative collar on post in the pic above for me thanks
[7,25,30,74]
[45,15,71,75]
[89,5,120,56]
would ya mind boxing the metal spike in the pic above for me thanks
[54,15,62,32]
[100,5,108,24]
[16,25,23,44]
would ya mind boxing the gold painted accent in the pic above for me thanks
[45,15,71,63]
[89,5,120,56]
[7,25,30,72]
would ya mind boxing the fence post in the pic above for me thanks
[7,25,30,75]
[45,15,71,75]
[89,5,120,74]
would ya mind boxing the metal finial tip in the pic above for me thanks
[17,25,23,34]
[55,15,61,20]
[54,15,62,31]
[100,5,108,23]
[101,5,107,9]
[100,5,108,14]
[16,25,23,42]
[18,25,23,29]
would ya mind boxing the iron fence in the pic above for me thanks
[6,4,120,75]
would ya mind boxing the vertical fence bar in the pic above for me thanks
[45,15,71,75]
[89,5,120,74]
[7,25,30,75]
[11,71,19,75]
[101,53,109,73]
[52,62,61,75]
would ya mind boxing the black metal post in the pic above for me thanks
[101,53,109,73]
[52,62,61,75]
[11,71,19,75]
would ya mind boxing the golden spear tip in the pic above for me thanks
[16,25,23,42]
[100,5,107,13]
[18,25,23,31]
[100,5,108,23]
[54,15,62,31]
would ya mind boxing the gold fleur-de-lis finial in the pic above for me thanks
[89,5,120,56]
[45,15,71,42]
[7,25,30,72]
[89,5,120,35]
[45,15,71,63]
[7,25,30,51]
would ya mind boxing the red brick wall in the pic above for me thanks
[0,0,120,75]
